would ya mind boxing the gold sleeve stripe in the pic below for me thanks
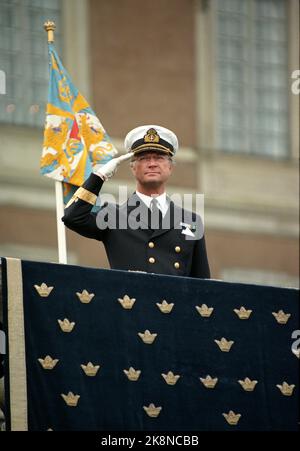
[76,187,97,205]
[65,187,97,208]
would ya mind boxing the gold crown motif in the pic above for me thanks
[222,411,241,425]
[156,300,174,314]
[118,294,136,310]
[123,367,141,381]
[143,403,162,418]
[161,371,180,385]
[144,128,160,143]
[272,310,291,324]
[276,381,295,396]
[199,375,218,389]
[58,318,75,333]
[76,289,95,304]
[38,355,59,370]
[138,330,157,344]
[81,362,100,377]
[61,392,80,407]
[234,306,252,320]
[44,20,56,33]
[196,304,214,317]
[215,337,234,352]
[34,283,53,297]
[238,377,258,391]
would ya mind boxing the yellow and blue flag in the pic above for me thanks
[41,43,117,202]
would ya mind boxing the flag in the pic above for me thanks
[41,43,117,203]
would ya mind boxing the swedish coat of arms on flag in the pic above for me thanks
[40,43,117,201]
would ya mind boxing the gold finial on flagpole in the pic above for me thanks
[44,21,56,43]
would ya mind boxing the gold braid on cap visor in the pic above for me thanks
[131,143,174,156]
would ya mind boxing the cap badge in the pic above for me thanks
[144,128,160,143]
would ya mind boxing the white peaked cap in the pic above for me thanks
[124,125,178,157]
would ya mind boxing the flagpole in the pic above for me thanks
[44,20,68,264]
[55,181,67,264]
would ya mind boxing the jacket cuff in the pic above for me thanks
[82,173,104,195]
[65,174,104,208]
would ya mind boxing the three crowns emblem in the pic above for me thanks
[200,375,218,389]
[238,377,258,391]
[223,411,241,425]
[76,290,95,304]
[143,403,162,418]
[276,382,295,396]
[196,304,214,317]
[34,283,53,297]
[138,330,157,344]
[156,300,174,314]
[118,295,136,310]
[58,318,75,333]
[292,348,300,359]
[81,362,100,377]
[38,355,59,370]
[161,371,180,386]
[61,392,80,407]
[214,337,234,352]
[272,310,291,324]
[234,306,252,319]
[123,367,141,381]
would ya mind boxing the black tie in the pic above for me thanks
[150,198,163,230]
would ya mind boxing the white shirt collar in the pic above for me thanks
[135,190,169,216]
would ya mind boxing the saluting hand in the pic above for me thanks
[94,152,134,181]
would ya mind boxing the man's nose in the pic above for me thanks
[147,158,158,165]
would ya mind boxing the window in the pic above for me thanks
[0,0,62,127]
[215,0,289,157]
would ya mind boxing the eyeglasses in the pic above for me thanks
[134,154,170,163]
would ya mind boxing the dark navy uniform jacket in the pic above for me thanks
[62,174,210,279]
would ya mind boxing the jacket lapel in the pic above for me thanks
[119,193,152,234]
[150,200,183,239]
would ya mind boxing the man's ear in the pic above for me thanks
[130,161,136,175]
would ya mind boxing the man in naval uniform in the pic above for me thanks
[62,125,210,278]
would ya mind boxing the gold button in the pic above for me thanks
[149,257,155,264]
[175,246,181,253]
[148,242,155,248]
[174,262,180,269]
